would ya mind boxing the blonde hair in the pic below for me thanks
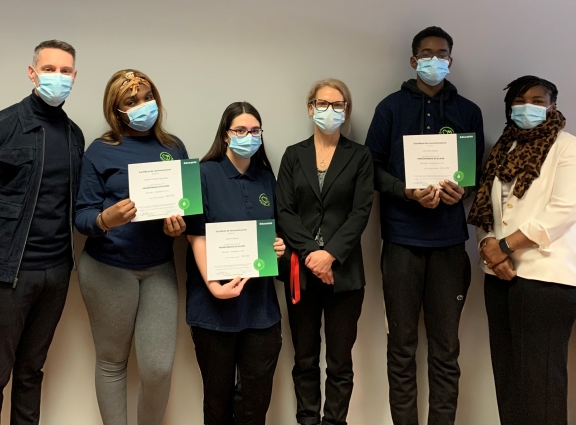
[306,78,353,120]
[101,69,176,147]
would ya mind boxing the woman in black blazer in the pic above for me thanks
[276,78,374,425]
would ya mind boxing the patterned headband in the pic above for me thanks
[117,72,151,100]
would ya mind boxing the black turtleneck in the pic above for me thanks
[20,91,71,270]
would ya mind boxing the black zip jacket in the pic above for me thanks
[0,94,85,286]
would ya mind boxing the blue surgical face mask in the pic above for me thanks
[118,100,158,132]
[33,69,73,107]
[416,57,450,86]
[312,108,346,135]
[510,104,551,129]
[229,134,262,159]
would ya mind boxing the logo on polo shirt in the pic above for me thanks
[439,126,455,134]
[160,152,173,161]
[259,193,270,206]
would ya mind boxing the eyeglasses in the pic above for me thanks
[228,127,263,137]
[414,53,451,61]
[309,99,347,113]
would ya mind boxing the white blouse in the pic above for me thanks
[476,131,576,286]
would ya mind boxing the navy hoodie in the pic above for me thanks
[75,135,188,269]
[365,79,484,247]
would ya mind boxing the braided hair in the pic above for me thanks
[504,75,558,125]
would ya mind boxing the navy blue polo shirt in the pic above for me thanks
[366,79,485,247]
[184,155,281,332]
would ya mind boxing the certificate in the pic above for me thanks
[403,133,476,189]
[206,220,278,281]
[128,159,203,222]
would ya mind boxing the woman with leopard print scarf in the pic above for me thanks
[468,75,576,425]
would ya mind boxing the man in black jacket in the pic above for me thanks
[0,40,84,425]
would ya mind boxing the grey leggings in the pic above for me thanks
[78,251,178,425]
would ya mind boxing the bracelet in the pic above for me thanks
[96,214,104,231]
[100,212,111,229]
[96,214,108,231]
[97,213,111,231]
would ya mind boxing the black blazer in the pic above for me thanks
[276,135,374,293]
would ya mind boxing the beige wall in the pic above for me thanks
[2,0,576,423]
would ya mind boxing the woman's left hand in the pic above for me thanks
[305,250,335,275]
[317,269,334,285]
[163,215,186,237]
[273,237,286,258]
[492,257,517,281]
[480,237,507,269]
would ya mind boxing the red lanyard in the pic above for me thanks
[290,251,301,304]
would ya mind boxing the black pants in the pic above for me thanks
[0,259,72,425]
[191,322,282,425]
[381,241,470,425]
[284,273,365,425]
[485,274,576,425]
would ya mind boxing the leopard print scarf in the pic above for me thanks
[468,110,566,233]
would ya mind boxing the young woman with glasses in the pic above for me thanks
[183,102,285,425]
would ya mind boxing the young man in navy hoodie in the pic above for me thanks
[366,27,484,425]
[0,40,84,425]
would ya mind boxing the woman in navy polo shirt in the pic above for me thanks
[75,70,187,425]
[185,102,285,425]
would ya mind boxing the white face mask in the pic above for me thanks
[416,56,450,86]
[510,104,551,129]
[117,100,159,131]
[32,68,73,107]
[312,108,345,135]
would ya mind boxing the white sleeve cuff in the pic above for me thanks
[476,228,496,250]
[519,219,553,252]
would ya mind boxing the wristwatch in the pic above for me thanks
[499,237,514,255]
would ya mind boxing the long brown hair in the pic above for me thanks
[202,102,273,174]
[101,69,177,147]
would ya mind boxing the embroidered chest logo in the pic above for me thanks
[259,193,270,206]
[160,152,173,161]
[439,126,455,134]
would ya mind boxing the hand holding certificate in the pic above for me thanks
[128,159,203,222]
[403,133,476,189]
[206,220,279,281]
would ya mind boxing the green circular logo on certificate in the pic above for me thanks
[453,171,464,182]
[179,198,190,210]
[253,259,265,271]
